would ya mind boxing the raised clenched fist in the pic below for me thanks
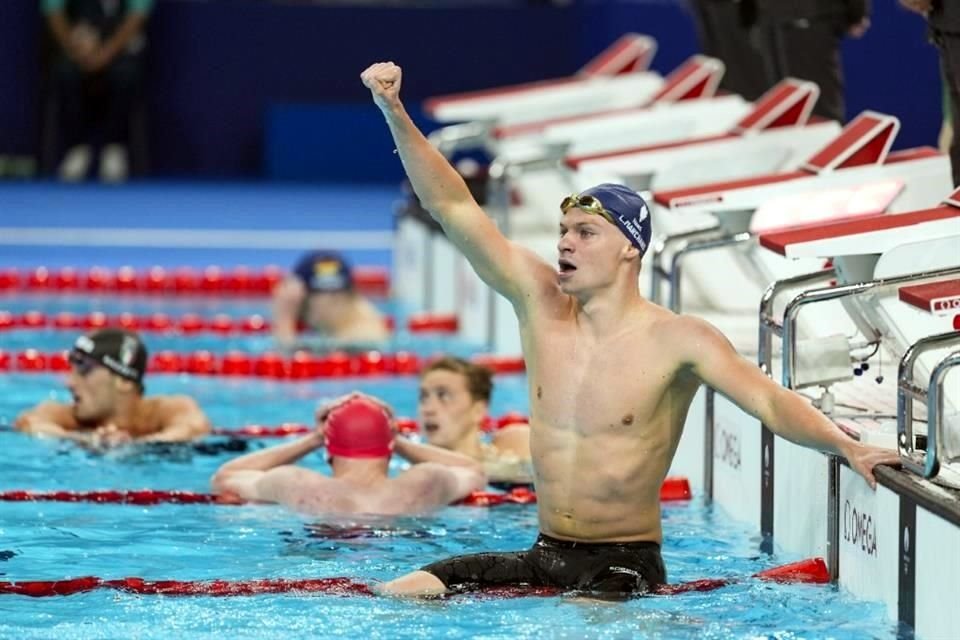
[361,62,403,112]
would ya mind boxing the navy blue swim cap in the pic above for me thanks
[561,183,652,256]
[292,251,353,293]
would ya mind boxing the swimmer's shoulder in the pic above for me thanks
[650,311,735,372]
[138,394,204,427]
[15,401,77,430]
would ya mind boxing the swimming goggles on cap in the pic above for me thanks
[560,194,615,225]
[68,350,101,377]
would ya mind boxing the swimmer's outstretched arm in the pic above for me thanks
[361,62,552,305]
[210,430,326,500]
[677,316,901,489]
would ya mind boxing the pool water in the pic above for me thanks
[0,303,909,639]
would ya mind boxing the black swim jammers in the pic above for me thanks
[421,533,666,597]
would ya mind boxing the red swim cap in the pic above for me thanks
[324,397,394,459]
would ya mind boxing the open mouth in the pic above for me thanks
[558,258,577,275]
[422,422,439,434]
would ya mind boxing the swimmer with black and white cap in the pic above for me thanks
[211,393,485,516]
[15,328,210,446]
[361,61,901,598]
[272,250,389,347]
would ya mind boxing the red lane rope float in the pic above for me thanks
[0,311,459,336]
[0,576,373,598]
[0,480,690,507]
[0,490,226,506]
[0,557,827,598]
[0,266,389,298]
[0,349,527,377]
[652,557,830,595]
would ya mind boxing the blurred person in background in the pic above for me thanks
[748,0,870,123]
[272,250,390,348]
[900,0,960,185]
[690,0,768,101]
[43,0,153,182]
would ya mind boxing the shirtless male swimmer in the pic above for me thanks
[360,61,901,598]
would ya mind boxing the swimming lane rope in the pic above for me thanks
[0,487,538,507]
[0,557,828,598]
[0,479,693,507]
[0,310,461,335]
[0,349,527,377]
[0,266,389,297]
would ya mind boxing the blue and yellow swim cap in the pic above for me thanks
[292,251,353,293]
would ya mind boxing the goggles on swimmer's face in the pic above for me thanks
[68,350,101,377]
[560,193,615,225]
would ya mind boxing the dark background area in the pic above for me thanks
[0,0,942,181]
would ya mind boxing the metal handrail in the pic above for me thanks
[898,333,960,479]
[648,225,722,306]
[757,268,838,377]
[780,266,960,390]
[926,350,960,478]
[667,232,753,312]
[763,265,960,581]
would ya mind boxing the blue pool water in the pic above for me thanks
[0,303,908,639]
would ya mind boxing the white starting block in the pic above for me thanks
[759,192,960,369]
[670,193,958,510]
[527,62,748,161]
[741,192,960,598]
[648,111,951,314]
[489,55,730,160]
[498,77,825,236]
[424,34,662,126]
[567,79,839,192]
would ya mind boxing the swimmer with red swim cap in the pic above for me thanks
[272,250,389,348]
[361,61,901,597]
[211,393,485,516]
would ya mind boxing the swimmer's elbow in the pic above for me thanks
[464,467,487,494]
[210,469,232,495]
[13,412,33,432]
[444,466,486,501]
[191,415,212,438]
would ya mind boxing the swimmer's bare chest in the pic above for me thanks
[521,320,697,540]
[525,320,679,429]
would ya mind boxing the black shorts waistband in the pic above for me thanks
[535,533,660,551]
